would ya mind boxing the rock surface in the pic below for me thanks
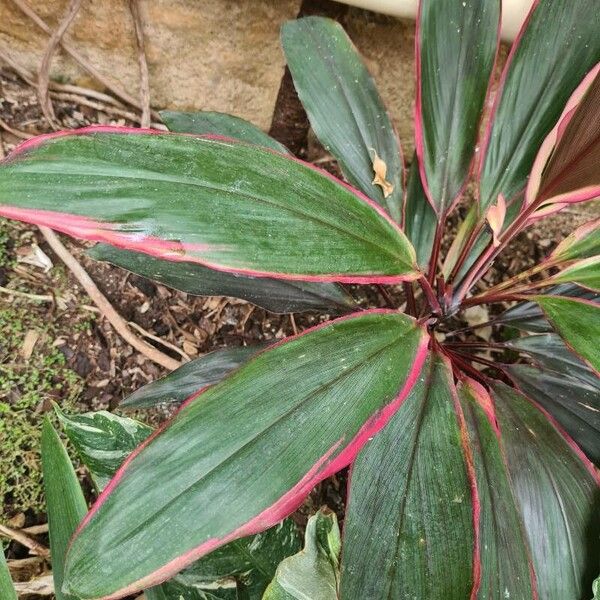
[0,1,418,146]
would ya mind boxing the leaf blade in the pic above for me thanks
[88,244,355,314]
[63,310,428,599]
[281,17,404,222]
[534,295,600,375]
[479,0,600,211]
[416,0,500,213]
[41,418,88,600]
[491,381,600,600]
[0,128,418,283]
[340,353,477,599]
[458,379,536,600]
[160,110,289,154]
[122,345,268,409]
[263,509,340,600]
[0,543,17,600]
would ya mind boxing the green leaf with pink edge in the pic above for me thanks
[281,17,404,223]
[56,406,302,600]
[458,379,535,600]
[548,256,600,292]
[549,217,600,262]
[62,310,428,600]
[479,0,600,212]
[491,381,600,600]
[340,353,477,599]
[534,295,600,375]
[416,0,499,214]
[0,128,418,284]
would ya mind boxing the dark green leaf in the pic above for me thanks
[88,244,355,314]
[504,333,599,390]
[63,311,428,599]
[458,379,535,600]
[491,381,600,600]
[0,130,418,283]
[340,353,476,599]
[41,418,88,600]
[263,509,340,600]
[54,406,153,491]
[404,155,437,268]
[160,111,289,154]
[122,345,268,409]
[479,0,600,211]
[281,17,404,222]
[0,542,17,600]
[56,407,301,600]
[534,295,600,375]
[417,0,499,213]
[494,284,599,333]
[507,364,600,466]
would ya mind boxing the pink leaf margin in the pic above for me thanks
[459,376,540,600]
[0,125,420,285]
[64,308,429,600]
[525,62,600,208]
[476,0,541,201]
[414,0,502,216]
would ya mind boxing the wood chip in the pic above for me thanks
[20,329,40,360]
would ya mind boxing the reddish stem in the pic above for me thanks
[418,276,442,315]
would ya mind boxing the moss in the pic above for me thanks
[0,307,83,519]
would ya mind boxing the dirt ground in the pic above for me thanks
[0,11,598,596]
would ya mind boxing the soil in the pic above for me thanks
[0,1,598,595]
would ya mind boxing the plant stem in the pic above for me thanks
[460,292,525,309]
[418,276,442,315]
[403,281,417,316]
[427,217,444,284]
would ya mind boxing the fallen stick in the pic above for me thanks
[0,524,49,558]
[38,226,181,371]
[38,0,83,127]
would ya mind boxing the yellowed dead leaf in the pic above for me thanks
[486,194,506,247]
[370,148,394,198]
[20,329,40,360]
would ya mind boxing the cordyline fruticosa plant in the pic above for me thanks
[0,0,599,598]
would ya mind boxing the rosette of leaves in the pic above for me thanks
[0,0,598,598]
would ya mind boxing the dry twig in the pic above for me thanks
[128,320,191,362]
[0,117,34,140]
[38,226,181,371]
[10,0,160,119]
[0,524,50,558]
[127,0,151,128]
[38,0,83,127]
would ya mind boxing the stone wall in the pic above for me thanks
[0,0,417,150]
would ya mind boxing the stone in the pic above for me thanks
[0,0,301,130]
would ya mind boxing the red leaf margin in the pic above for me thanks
[64,308,429,600]
[0,125,420,285]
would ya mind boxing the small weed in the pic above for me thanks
[0,307,83,518]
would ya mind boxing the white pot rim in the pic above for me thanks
[336,0,535,42]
